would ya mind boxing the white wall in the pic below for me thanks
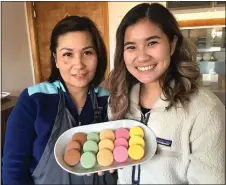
[2,2,34,96]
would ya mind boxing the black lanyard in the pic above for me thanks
[132,112,150,185]
[90,88,103,123]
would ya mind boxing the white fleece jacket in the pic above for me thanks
[108,83,225,184]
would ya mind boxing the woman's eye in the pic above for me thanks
[148,41,157,47]
[62,52,72,57]
[126,46,136,50]
[83,50,93,56]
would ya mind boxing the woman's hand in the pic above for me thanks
[87,169,115,176]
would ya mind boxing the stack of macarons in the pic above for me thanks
[128,126,145,160]
[63,126,145,170]
[113,128,130,163]
[81,132,100,169]
[97,129,115,167]
[64,132,86,167]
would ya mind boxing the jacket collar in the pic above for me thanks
[130,83,170,112]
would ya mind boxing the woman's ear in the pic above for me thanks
[170,36,178,56]
[53,53,59,68]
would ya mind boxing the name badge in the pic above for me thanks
[156,137,172,147]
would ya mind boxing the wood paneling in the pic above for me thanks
[179,18,226,27]
[26,2,41,83]
[26,2,109,82]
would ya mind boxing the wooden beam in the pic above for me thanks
[179,18,226,27]
[103,2,110,80]
[26,2,41,83]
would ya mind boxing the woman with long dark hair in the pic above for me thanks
[2,16,116,184]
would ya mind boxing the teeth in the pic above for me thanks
[73,74,84,77]
[137,65,155,71]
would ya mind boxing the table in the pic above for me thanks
[1,96,18,152]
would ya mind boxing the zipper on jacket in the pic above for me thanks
[141,112,150,125]
[132,111,150,185]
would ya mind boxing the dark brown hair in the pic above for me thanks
[109,3,201,120]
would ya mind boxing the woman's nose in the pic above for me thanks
[137,48,150,63]
[72,54,85,69]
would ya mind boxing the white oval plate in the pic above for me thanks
[54,119,157,175]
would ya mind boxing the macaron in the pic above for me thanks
[72,132,87,146]
[114,138,129,149]
[97,149,114,167]
[87,132,100,143]
[66,140,81,151]
[113,146,128,163]
[99,139,114,151]
[83,140,98,154]
[129,126,144,138]
[129,136,145,147]
[64,149,81,166]
[128,145,144,160]
[80,152,96,169]
[115,128,130,140]
[100,129,115,141]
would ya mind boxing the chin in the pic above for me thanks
[134,75,156,84]
[69,81,90,88]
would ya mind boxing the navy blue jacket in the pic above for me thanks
[2,80,109,184]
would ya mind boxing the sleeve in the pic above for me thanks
[187,103,225,184]
[2,89,37,185]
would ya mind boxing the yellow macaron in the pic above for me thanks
[129,126,144,138]
[128,145,144,160]
[129,136,145,147]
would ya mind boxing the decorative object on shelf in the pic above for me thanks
[196,53,203,61]
[210,52,217,61]
[203,53,211,61]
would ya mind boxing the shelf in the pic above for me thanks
[197,48,225,52]
[198,60,225,63]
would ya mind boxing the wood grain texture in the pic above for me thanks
[179,18,226,27]
[25,2,41,83]
[103,2,110,79]
[27,2,110,82]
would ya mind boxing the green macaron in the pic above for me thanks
[80,152,96,169]
[87,132,100,143]
[83,140,98,154]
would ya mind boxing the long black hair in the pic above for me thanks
[48,16,107,87]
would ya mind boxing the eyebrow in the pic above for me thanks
[60,46,95,52]
[60,47,73,51]
[124,36,161,47]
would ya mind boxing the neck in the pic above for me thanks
[65,83,89,112]
[140,81,162,109]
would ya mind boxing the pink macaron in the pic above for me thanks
[114,138,129,149]
[115,128,130,140]
[113,146,128,163]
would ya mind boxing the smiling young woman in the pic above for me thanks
[108,3,225,184]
